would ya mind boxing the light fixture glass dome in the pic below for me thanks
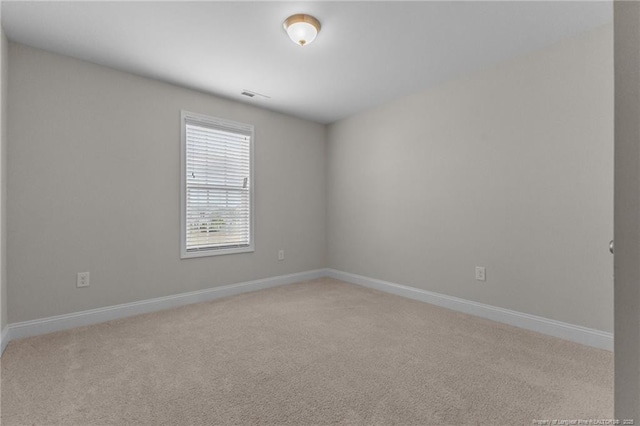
[283,14,321,46]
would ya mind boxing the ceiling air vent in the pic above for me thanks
[241,90,271,100]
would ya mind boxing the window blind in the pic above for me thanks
[183,113,253,256]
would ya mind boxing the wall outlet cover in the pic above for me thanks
[77,272,90,288]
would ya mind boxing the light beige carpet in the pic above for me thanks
[1,278,612,425]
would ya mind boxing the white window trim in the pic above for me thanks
[180,110,255,259]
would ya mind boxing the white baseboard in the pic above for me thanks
[1,326,8,356]
[8,269,326,342]
[3,268,614,353]
[325,269,613,351]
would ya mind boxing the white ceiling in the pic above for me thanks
[1,1,612,124]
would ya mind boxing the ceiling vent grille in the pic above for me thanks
[241,90,271,100]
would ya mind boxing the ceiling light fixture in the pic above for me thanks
[283,14,321,47]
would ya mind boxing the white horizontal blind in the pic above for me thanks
[183,113,253,255]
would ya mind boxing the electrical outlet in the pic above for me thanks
[77,272,90,288]
[475,266,486,281]
[278,250,285,261]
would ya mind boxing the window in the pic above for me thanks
[181,111,254,258]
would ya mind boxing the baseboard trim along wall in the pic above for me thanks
[325,269,613,351]
[6,269,326,344]
[2,268,613,354]
[1,326,9,356]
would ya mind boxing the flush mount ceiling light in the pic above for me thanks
[283,14,321,46]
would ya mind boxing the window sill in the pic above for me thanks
[181,245,254,259]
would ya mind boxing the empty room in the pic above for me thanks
[1,1,639,425]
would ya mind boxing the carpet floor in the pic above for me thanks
[0,278,612,425]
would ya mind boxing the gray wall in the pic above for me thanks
[1,28,7,330]
[7,43,326,323]
[614,0,640,418]
[327,25,614,332]
[6,25,615,335]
